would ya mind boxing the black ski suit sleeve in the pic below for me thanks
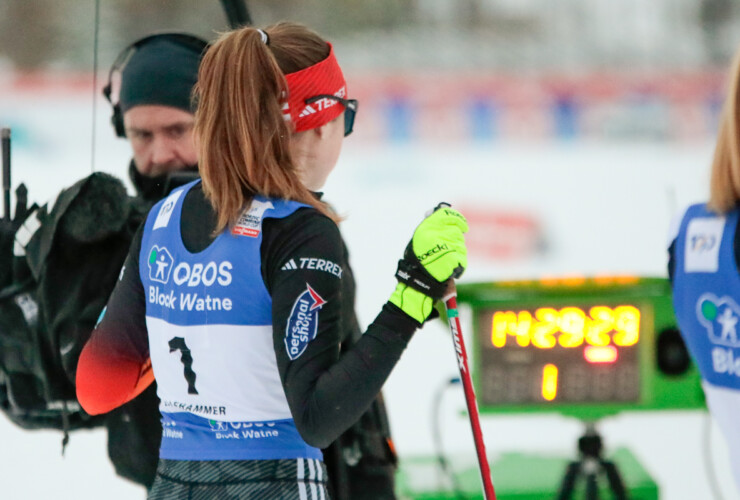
[262,209,418,449]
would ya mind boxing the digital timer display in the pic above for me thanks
[477,304,642,405]
[490,305,640,350]
[457,277,706,419]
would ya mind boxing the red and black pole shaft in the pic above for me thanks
[444,284,496,500]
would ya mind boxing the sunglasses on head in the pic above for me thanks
[304,94,358,137]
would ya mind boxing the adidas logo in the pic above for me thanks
[281,259,298,271]
[298,104,317,118]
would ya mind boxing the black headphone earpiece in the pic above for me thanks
[102,80,127,138]
[103,32,209,139]
[111,102,126,138]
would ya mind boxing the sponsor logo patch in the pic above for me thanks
[281,259,298,271]
[161,419,184,439]
[685,217,725,273]
[296,86,346,119]
[208,420,229,432]
[146,245,233,289]
[697,294,740,348]
[418,243,449,262]
[146,247,235,312]
[696,294,740,377]
[232,199,274,237]
[148,245,174,284]
[208,420,277,432]
[281,257,343,278]
[153,190,184,230]
[285,284,326,360]
[207,420,279,439]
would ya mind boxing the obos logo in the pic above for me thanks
[208,420,276,432]
[696,293,740,347]
[208,420,229,432]
[285,284,326,360]
[148,246,174,284]
[147,246,233,288]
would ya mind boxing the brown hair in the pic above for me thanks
[194,22,338,232]
[708,47,740,214]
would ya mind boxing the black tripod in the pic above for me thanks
[556,423,628,500]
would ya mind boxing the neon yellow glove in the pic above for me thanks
[389,204,468,323]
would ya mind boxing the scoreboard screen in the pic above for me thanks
[456,277,705,419]
[477,304,642,405]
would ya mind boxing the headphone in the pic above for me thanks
[102,32,209,138]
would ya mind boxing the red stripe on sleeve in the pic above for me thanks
[76,340,154,415]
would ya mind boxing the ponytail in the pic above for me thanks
[194,24,338,233]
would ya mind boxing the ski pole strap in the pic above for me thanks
[394,257,448,299]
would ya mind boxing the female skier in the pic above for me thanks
[77,21,468,499]
[669,44,740,495]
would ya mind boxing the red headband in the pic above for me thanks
[283,43,347,133]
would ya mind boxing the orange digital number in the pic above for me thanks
[586,306,614,347]
[541,364,558,401]
[613,306,640,346]
[558,307,586,348]
[491,311,532,348]
[491,311,512,348]
[532,308,558,348]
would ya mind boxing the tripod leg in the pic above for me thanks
[556,462,580,500]
[585,472,599,500]
[601,460,628,500]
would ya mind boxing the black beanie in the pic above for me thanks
[119,37,203,114]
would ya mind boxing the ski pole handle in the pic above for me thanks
[443,281,496,500]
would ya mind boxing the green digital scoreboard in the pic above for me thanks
[456,276,705,420]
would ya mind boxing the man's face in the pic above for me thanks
[123,105,198,177]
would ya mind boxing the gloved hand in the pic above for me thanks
[389,204,468,323]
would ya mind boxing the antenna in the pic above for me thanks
[220,0,253,28]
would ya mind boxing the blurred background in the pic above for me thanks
[1,1,740,499]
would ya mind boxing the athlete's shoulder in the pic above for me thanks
[262,206,341,265]
[260,206,344,293]
[273,205,339,236]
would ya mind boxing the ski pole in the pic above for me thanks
[2,127,10,221]
[444,283,496,500]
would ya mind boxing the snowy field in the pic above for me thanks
[0,92,736,499]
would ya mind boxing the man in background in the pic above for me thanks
[97,33,206,487]
[0,33,206,490]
